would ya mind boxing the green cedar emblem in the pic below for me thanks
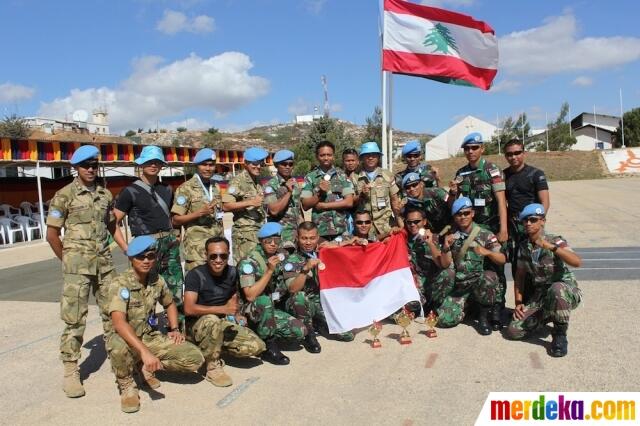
[423,23,459,55]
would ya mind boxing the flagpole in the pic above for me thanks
[620,88,626,148]
[382,72,388,168]
[496,112,500,155]
[388,73,394,170]
[593,105,599,145]
[545,112,550,152]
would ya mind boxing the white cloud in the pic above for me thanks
[156,9,214,35]
[489,79,522,94]
[38,52,269,132]
[0,82,36,103]
[422,0,476,8]
[500,14,640,75]
[572,76,594,87]
[158,117,212,131]
[287,98,312,116]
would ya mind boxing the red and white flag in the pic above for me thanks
[382,0,498,90]
[318,233,420,334]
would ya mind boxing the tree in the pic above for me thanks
[125,130,136,137]
[177,126,187,133]
[202,128,222,148]
[362,106,382,147]
[615,107,640,147]
[0,114,31,139]
[292,116,355,175]
[486,113,531,154]
[531,102,576,151]
[423,23,459,55]
[207,127,219,135]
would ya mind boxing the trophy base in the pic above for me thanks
[426,329,437,338]
[371,340,382,349]
[399,336,412,345]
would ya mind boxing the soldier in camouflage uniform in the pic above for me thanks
[105,236,204,413]
[237,222,309,365]
[45,145,116,398]
[184,236,265,387]
[436,198,506,336]
[342,148,360,234]
[171,148,224,271]
[506,204,582,357]
[283,221,355,342]
[264,150,303,252]
[222,146,268,265]
[403,206,455,313]
[401,172,451,235]
[301,141,355,241]
[353,142,403,235]
[395,140,440,197]
[449,132,509,330]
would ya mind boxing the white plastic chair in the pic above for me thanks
[15,215,42,241]
[0,217,26,244]
[0,204,21,218]
[0,226,6,245]
[20,202,36,216]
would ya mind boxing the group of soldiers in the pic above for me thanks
[45,133,582,413]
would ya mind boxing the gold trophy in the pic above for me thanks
[368,320,382,348]
[425,310,438,338]
[395,307,414,345]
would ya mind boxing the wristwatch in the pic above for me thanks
[169,326,179,332]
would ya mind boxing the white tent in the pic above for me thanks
[424,115,497,161]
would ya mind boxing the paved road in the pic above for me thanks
[2,247,637,304]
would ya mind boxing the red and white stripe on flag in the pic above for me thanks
[382,0,498,90]
[318,233,420,334]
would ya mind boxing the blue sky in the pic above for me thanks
[1,0,639,135]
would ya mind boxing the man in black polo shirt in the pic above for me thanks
[113,145,184,317]
[184,237,265,387]
[503,138,550,281]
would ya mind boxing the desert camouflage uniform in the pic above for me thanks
[355,167,400,235]
[188,315,265,361]
[301,167,354,239]
[46,178,115,362]
[437,223,504,327]
[104,269,204,379]
[237,246,308,340]
[264,174,303,250]
[407,235,455,310]
[282,251,354,341]
[396,162,438,196]
[222,170,267,264]
[404,187,451,234]
[171,175,224,271]
[506,234,582,339]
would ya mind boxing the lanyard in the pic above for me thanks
[195,174,213,202]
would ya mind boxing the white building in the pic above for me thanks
[570,112,617,151]
[25,109,110,135]
[424,115,498,160]
[294,114,323,124]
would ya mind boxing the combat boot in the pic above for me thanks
[62,361,85,398]
[117,376,140,413]
[138,365,161,389]
[491,303,503,331]
[550,323,569,357]
[205,359,233,387]
[261,339,290,365]
[303,329,322,353]
[477,306,492,336]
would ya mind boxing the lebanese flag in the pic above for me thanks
[318,233,420,334]
[382,0,498,90]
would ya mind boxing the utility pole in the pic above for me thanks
[620,88,626,148]
[321,75,329,118]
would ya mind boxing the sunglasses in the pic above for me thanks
[405,182,420,190]
[406,219,423,225]
[78,162,99,170]
[143,160,164,167]
[522,216,543,224]
[246,161,265,167]
[355,220,372,225]
[134,251,157,261]
[208,253,229,261]
[262,237,281,245]
[405,153,420,159]
[463,145,481,152]
[455,210,472,217]
[505,150,524,158]
[278,161,294,167]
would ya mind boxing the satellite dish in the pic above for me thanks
[72,110,89,122]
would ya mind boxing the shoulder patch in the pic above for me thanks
[242,264,254,274]
[228,186,237,195]
[176,195,187,206]
[119,288,130,301]
[264,186,274,194]
[489,168,501,177]
[49,209,62,218]
[284,262,294,272]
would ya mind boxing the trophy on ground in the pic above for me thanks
[395,307,414,345]
[425,310,438,338]
[368,320,382,348]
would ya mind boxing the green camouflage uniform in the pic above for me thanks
[282,251,354,341]
[155,234,184,317]
[396,162,438,196]
[407,234,455,309]
[455,158,507,301]
[301,167,354,239]
[404,187,452,234]
[171,175,224,271]
[46,178,115,362]
[355,167,400,236]
[237,246,308,340]
[222,170,267,264]
[188,315,265,361]
[506,234,582,339]
[437,223,504,327]
[263,174,303,250]
[345,171,359,234]
[104,269,204,379]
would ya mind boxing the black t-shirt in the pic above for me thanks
[504,164,549,217]
[115,181,173,236]
[184,264,238,308]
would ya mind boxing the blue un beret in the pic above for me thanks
[451,197,473,215]
[461,132,484,147]
[244,147,268,163]
[127,236,157,257]
[258,222,282,239]
[402,140,422,156]
[135,145,166,165]
[193,148,216,165]
[402,172,421,188]
[518,203,546,221]
[273,150,294,163]
[70,145,100,165]
[359,141,382,157]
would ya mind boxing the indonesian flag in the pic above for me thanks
[382,0,498,90]
[318,233,420,334]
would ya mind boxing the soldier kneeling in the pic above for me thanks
[105,236,204,413]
